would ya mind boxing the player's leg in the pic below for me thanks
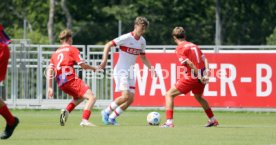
[118,83,136,110]
[0,45,19,139]
[103,93,127,115]
[160,86,181,128]
[0,99,19,139]
[108,76,135,125]
[101,99,118,125]
[60,97,84,126]
[101,75,121,120]
[101,74,131,125]
[108,91,134,125]
[80,89,96,127]
[194,93,218,127]
[66,97,84,112]
[101,93,129,125]
[119,91,134,110]
[161,78,193,128]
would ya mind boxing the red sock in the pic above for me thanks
[66,103,76,113]
[204,108,214,119]
[82,110,91,120]
[0,105,15,126]
[166,110,174,119]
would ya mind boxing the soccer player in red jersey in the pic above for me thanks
[0,24,19,139]
[99,17,154,125]
[160,27,218,128]
[47,29,99,127]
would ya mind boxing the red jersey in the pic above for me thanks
[0,43,10,81]
[49,45,85,86]
[175,41,205,76]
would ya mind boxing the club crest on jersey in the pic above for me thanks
[141,44,145,50]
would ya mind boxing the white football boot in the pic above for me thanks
[80,120,96,127]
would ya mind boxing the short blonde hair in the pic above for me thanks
[134,16,149,27]
[172,27,186,39]
[59,29,72,41]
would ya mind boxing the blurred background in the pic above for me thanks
[1,0,276,45]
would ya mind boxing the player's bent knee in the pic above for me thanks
[121,95,130,101]
[88,95,96,101]
[128,96,134,103]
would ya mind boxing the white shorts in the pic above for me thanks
[114,70,136,93]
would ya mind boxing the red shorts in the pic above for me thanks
[59,78,90,99]
[0,44,10,82]
[175,77,205,94]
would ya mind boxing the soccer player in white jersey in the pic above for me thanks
[99,16,154,125]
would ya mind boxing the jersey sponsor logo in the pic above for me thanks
[120,46,142,55]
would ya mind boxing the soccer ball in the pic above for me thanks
[147,112,161,126]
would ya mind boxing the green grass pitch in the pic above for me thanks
[0,109,276,145]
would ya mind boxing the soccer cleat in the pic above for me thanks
[80,120,96,127]
[160,123,175,128]
[205,119,219,127]
[60,109,69,126]
[108,118,119,126]
[101,110,110,125]
[0,117,19,139]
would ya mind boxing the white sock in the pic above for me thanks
[109,107,124,119]
[104,102,118,114]
[210,117,216,122]
[166,119,173,124]
[82,119,89,122]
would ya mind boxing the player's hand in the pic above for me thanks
[47,88,54,99]
[151,70,157,78]
[98,61,107,69]
[149,67,157,78]
[200,76,209,84]
[94,66,104,73]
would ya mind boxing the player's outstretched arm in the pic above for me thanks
[99,41,113,69]
[79,63,97,72]
[140,55,152,69]
[140,55,156,77]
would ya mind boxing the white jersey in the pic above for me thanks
[112,32,146,71]
[112,32,146,93]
